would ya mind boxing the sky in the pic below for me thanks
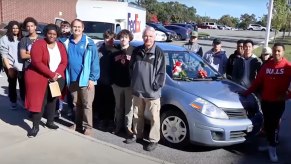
[157,0,270,19]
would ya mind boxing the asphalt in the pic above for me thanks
[0,73,171,164]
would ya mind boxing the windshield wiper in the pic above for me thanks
[88,35,103,40]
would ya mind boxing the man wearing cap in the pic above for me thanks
[183,31,203,57]
[260,46,272,64]
[232,39,262,87]
[203,38,228,75]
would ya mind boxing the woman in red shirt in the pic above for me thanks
[25,24,67,137]
[243,43,291,162]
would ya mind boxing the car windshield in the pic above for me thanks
[164,51,221,81]
[83,21,114,40]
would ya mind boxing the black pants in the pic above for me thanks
[32,78,65,127]
[261,101,285,147]
[93,84,115,121]
[4,68,25,103]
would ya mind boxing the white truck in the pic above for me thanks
[75,0,146,43]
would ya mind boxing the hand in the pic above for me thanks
[87,80,95,91]
[50,73,59,82]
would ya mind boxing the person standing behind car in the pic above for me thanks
[126,27,166,152]
[232,39,262,88]
[0,21,23,110]
[183,31,203,57]
[19,17,42,108]
[203,38,228,75]
[25,24,67,137]
[94,30,116,131]
[110,29,134,135]
[242,43,291,162]
[63,19,100,136]
[226,39,244,79]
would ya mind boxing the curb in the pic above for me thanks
[57,124,173,164]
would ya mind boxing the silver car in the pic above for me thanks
[104,41,263,148]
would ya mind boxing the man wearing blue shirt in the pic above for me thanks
[62,19,100,136]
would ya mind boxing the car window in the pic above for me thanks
[164,51,219,80]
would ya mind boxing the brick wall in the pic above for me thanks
[0,0,77,23]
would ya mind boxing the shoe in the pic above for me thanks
[10,102,17,110]
[27,126,39,138]
[45,122,59,129]
[268,146,278,162]
[145,142,158,151]
[84,129,92,136]
[125,136,137,144]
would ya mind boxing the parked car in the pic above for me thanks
[155,29,167,42]
[198,22,218,29]
[146,23,177,42]
[164,25,190,41]
[170,23,194,31]
[189,22,198,31]
[98,40,263,148]
[247,24,266,31]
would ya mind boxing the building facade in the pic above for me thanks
[0,0,77,23]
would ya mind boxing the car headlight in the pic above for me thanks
[190,98,229,119]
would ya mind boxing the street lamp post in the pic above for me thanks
[264,0,274,47]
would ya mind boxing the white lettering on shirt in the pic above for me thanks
[266,68,284,75]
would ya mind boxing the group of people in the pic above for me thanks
[0,17,166,152]
[184,32,291,162]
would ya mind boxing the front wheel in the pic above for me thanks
[160,110,190,148]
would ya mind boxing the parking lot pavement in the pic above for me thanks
[0,74,171,164]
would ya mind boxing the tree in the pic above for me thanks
[218,15,238,27]
[239,13,257,29]
[272,0,288,39]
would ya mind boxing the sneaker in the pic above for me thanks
[268,146,278,162]
[145,142,158,151]
[125,136,137,144]
[11,102,17,110]
[84,129,93,136]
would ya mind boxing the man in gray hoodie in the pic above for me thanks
[126,27,166,152]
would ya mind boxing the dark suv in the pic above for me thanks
[146,23,177,42]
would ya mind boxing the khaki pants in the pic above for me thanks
[69,82,95,130]
[132,96,161,143]
[112,84,133,133]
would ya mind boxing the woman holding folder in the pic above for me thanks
[25,24,67,137]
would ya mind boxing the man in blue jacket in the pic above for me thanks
[62,19,100,136]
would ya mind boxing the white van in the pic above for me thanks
[75,0,146,43]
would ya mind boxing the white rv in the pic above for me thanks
[76,0,146,43]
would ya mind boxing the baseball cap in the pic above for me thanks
[190,31,198,37]
[261,46,272,55]
[213,38,221,45]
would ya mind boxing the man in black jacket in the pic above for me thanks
[126,27,166,152]
[226,39,244,79]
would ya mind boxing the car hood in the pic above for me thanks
[178,80,245,109]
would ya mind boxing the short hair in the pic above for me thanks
[71,19,84,28]
[103,30,115,39]
[273,42,285,51]
[116,29,134,41]
[243,39,254,46]
[142,26,156,37]
[237,39,244,45]
[43,23,61,37]
[23,17,38,27]
[61,21,70,26]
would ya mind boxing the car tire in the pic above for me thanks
[249,28,253,30]
[261,29,266,31]
[160,109,190,148]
